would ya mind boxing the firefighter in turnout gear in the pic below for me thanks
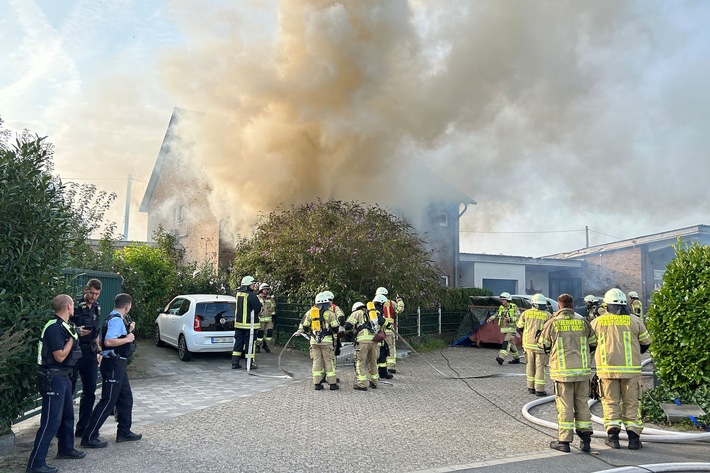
[591,288,652,450]
[372,294,393,380]
[583,295,602,320]
[324,290,346,379]
[344,301,385,390]
[231,276,262,370]
[538,293,598,453]
[255,283,275,353]
[517,293,551,396]
[487,292,521,365]
[295,293,341,390]
[628,291,644,322]
[375,286,404,374]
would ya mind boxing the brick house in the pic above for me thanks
[139,107,476,284]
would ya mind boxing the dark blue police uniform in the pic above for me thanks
[82,311,139,446]
[27,315,82,472]
[71,297,101,436]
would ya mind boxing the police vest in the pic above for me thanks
[101,313,135,358]
[37,318,81,368]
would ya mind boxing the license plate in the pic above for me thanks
[211,337,233,344]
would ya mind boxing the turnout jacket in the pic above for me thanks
[345,308,388,342]
[490,303,520,333]
[591,312,651,379]
[234,285,262,329]
[258,295,275,323]
[538,308,597,382]
[382,297,404,332]
[299,305,339,346]
[516,308,551,352]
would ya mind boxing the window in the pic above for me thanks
[196,302,236,331]
[167,298,185,315]
[440,275,449,287]
[438,212,449,227]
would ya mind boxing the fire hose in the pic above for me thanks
[521,359,710,444]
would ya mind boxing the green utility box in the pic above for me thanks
[61,268,124,327]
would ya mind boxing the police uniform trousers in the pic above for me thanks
[499,332,519,360]
[554,380,593,443]
[524,349,548,391]
[354,341,379,388]
[384,330,396,370]
[232,327,257,365]
[600,376,643,435]
[72,346,99,434]
[82,358,133,442]
[28,372,75,470]
[310,342,336,385]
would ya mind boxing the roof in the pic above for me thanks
[460,252,582,268]
[545,224,710,259]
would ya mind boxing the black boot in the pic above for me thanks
[255,345,261,353]
[535,390,547,397]
[508,358,520,364]
[329,383,340,391]
[605,427,621,449]
[549,440,570,452]
[495,356,504,365]
[627,430,642,450]
[527,388,536,394]
[579,432,592,452]
[232,362,241,369]
[262,342,270,353]
[314,383,324,390]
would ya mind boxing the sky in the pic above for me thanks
[2,0,709,258]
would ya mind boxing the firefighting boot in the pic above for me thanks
[262,342,271,353]
[231,360,241,369]
[579,432,592,453]
[549,441,570,453]
[508,358,521,364]
[536,390,548,397]
[495,356,504,365]
[605,427,621,449]
[314,383,324,391]
[369,381,378,389]
[627,430,643,450]
[255,345,261,353]
[329,383,340,391]
[527,388,536,394]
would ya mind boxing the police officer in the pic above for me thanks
[231,276,261,369]
[591,288,652,450]
[255,283,275,353]
[71,278,102,438]
[487,292,521,365]
[517,293,551,396]
[295,292,340,390]
[344,301,384,391]
[375,287,404,374]
[539,294,597,453]
[81,293,141,448]
[27,294,85,473]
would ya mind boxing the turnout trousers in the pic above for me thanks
[600,376,643,435]
[354,341,379,388]
[499,332,520,360]
[554,380,593,443]
[310,343,336,385]
[524,349,548,391]
[232,328,256,365]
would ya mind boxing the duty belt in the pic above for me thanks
[40,367,72,376]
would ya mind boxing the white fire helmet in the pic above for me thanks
[584,295,597,303]
[259,283,270,292]
[373,294,388,305]
[315,292,330,305]
[603,288,627,305]
[628,291,639,299]
[323,290,334,300]
[531,294,547,306]
[240,276,255,286]
[352,302,366,312]
[499,292,511,301]
[375,287,388,296]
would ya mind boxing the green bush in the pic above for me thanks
[646,240,710,392]
[438,287,493,311]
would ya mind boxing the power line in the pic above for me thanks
[459,229,583,234]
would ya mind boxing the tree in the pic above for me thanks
[0,131,74,434]
[231,199,443,309]
[646,239,710,392]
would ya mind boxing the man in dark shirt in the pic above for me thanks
[27,294,86,473]
[70,278,102,438]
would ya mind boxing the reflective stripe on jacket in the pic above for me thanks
[539,308,597,382]
[591,313,651,378]
[516,308,550,351]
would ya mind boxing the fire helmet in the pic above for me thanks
[323,290,334,300]
[259,283,270,292]
[352,302,366,312]
[583,295,597,303]
[375,287,388,296]
[531,294,547,306]
[240,276,255,286]
[603,288,627,305]
[373,294,388,305]
[628,291,639,299]
[499,292,511,301]
[315,292,330,305]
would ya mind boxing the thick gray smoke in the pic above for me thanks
[159,0,709,254]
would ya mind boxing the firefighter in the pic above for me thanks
[344,301,384,391]
[486,292,521,365]
[591,288,652,450]
[231,276,262,370]
[539,293,597,453]
[371,294,393,380]
[295,292,341,390]
[375,287,404,374]
[583,295,602,320]
[255,283,275,353]
[516,293,551,396]
[323,290,346,375]
[628,291,644,321]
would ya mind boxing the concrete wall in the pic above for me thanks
[473,262,526,293]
